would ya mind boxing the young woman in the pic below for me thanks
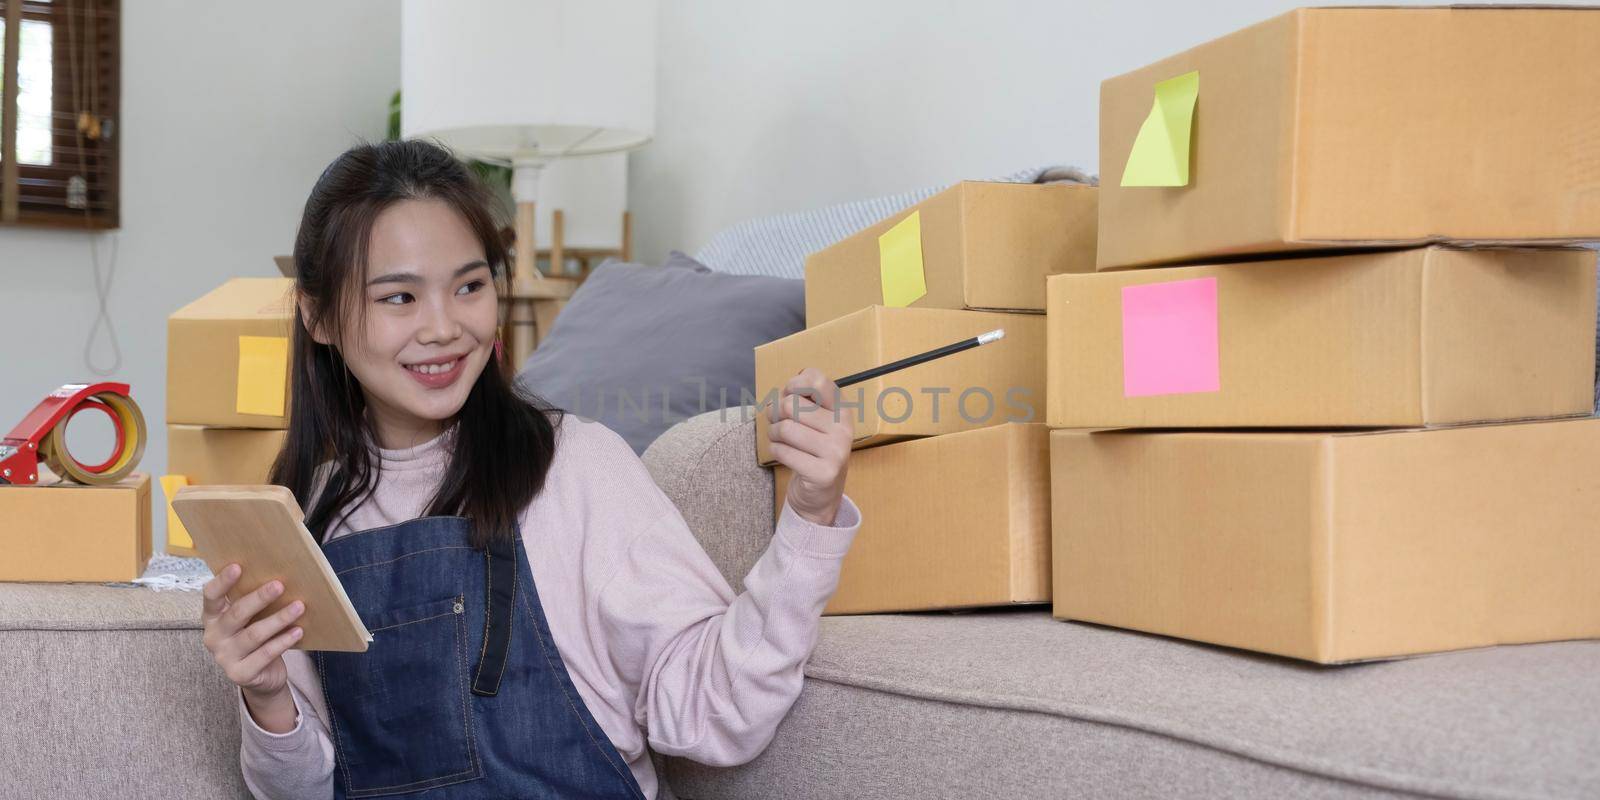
[199,139,859,799]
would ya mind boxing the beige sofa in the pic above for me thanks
[3,408,1597,798]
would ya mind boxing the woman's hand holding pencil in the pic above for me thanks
[765,328,1007,526]
[767,368,853,527]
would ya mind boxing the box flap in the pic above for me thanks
[171,278,295,321]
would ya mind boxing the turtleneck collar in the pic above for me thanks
[372,419,459,474]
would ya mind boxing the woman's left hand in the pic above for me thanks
[767,367,853,526]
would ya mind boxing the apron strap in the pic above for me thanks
[471,534,517,696]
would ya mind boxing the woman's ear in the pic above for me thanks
[297,293,334,346]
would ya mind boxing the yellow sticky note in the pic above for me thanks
[160,474,194,550]
[1120,70,1200,187]
[236,335,289,417]
[878,210,928,308]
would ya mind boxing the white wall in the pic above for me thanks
[632,0,1458,263]
[0,1,398,550]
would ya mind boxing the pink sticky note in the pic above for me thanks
[1121,277,1220,398]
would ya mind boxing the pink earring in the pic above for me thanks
[494,337,505,362]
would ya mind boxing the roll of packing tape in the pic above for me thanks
[40,390,147,485]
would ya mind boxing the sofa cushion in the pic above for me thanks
[668,610,1600,799]
[518,254,804,455]
[0,580,682,800]
[641,406,773,594]
[0,584,252,798]
[641,409,1600,800]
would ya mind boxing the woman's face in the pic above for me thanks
[309,197,500,449]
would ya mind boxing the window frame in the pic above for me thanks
[2,0,119,230]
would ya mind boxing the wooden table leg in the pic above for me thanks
[532,299,566,350]
[508,297,536,373]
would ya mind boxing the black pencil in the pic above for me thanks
[835,329,1006,388]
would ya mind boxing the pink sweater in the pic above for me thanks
[236,414,861,799]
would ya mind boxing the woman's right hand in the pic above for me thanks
[201,563,306,702]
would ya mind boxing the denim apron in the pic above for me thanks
[311,516,646,799]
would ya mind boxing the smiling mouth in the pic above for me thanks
[404,355,465,375]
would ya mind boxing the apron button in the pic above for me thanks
[453,601,464,614]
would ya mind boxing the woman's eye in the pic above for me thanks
[378,292,413,306]
[457,280,485,295]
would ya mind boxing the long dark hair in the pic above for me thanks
[268,139,562,551]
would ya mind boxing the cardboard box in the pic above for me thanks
[804,181,1098,327]
[1050,420,1600,663]
[754,306,1046,466]
[1097,7,1600,270]
[1046,247,1597,429]
[167,278,295,428]
[162,425,288,556]
[0,473,152,582]
[166,425,286,485]
[776,423,1049,614]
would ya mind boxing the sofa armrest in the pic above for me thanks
[0,583,251,798]
[642,405,775,594]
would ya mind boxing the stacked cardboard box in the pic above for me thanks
[0,475,153,582]
[759,180,1097,612]
[163,278,295,556]
[1048,6,1600,663]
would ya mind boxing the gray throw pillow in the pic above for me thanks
[516,251,805,454]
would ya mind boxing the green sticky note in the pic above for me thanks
[1120,70,1200,187]
[878,210,927,308]
[236,335,289,417]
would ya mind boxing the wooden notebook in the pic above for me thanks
[172,485,372,652]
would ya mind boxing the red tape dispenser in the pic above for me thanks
[0,382,147,485]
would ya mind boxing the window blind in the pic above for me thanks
[0,0,119,229]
